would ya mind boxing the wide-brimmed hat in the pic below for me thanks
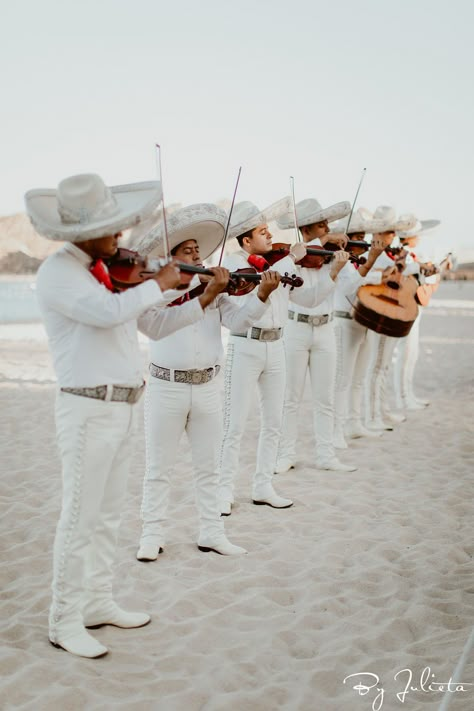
[24,173,163,243]
[398,219,441,240]
[228,197,291,240]
[135,203,227,260]
[330,208,380,235]
[362,206,417,233]
[277,197,351,230]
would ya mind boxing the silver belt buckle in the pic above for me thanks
[189,369,205,385]
[259,328,277,341]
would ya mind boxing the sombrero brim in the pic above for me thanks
[25,181,163,242]
[228,196,291,240]
[137,204,227,261]
[277,201,351,230]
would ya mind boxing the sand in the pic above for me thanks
[1,281,473,711]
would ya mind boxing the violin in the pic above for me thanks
[261,242,366,269]
[102,248,303,296]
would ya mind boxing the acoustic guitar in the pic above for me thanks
[352,272,419,337]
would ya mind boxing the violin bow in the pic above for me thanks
[155,143,171,263]
[345,167,367,236]
[218,166,242,266]
[290,176,300,242]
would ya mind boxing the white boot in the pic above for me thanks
[274,457,295,474]
[197,534,247,555]
[315,457,357,472]
[219,500,233,516]
[346,420,381,439]
[252,484,293,508]
[136,542,164,562]
[83,600,151,629]
[49,629,108,658]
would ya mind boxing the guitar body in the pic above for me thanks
[352,276,419,337]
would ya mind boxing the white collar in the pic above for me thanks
[63,242,93,267]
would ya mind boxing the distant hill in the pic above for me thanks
[0,213,61,273]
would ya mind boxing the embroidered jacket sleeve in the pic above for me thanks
[36,253,167,328]
[138,298,205,341]
[217,291,269,332]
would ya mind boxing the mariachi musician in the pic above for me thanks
[133,203,282,561]
[274,197,356,473]
[217,199,335,515]
[392,218,442,411]
[355,206,417,431]
[330,209,395,444]
[25,172,185,659]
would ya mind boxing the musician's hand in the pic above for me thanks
[382,266,398,284]
[325,232,348,249]
[198,267,230,309]
[369,235,392,256]
[289,242,306,263]
[257,270,281,302]
[330,250,350,279]
[420,262,438,277]
[153,261,181,291]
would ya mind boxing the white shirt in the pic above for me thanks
[334,262,382,312]
[285,238,338,317]
[144,278,269,370]
[223,248,333,329]
[35,243,201,387]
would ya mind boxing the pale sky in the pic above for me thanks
[2,0,474,258]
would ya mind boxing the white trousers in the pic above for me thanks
[364,331,397,425]
[218,336,286,501]
[50,391,137,643]
[349,321,372,426]
[278,319,336,464]
[140,377,224,544]
[334,316,368,435]
[393,311,422,407]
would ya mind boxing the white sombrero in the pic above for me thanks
[228,197,291,240]
[277,197,351,230]
[331,208,380,235]
[24,173,163,242]
[136,203,227,260]
[398,219,441,239]
[362,206,418,234]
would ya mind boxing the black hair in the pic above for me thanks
[236,229,254,248]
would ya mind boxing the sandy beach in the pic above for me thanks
[1,281,473,711]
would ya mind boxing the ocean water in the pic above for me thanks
[0,278,41,323]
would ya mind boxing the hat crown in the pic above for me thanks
[57,174,120,225]
[372,205,397,223]
[230,202,262,228]
[296,198,323,218]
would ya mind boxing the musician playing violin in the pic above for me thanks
[136,203,282,562]
[217,199,338,516]
[392,218,442,411]
[24,172,187,660]
[274,197,358,474]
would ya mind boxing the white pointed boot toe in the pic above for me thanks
[252,485,293,509]
[316,457,357,472]
[49,629,108,658]
[197,534,247,555]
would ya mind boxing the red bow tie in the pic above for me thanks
[247,254,269,272]
[90,259,115,291]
